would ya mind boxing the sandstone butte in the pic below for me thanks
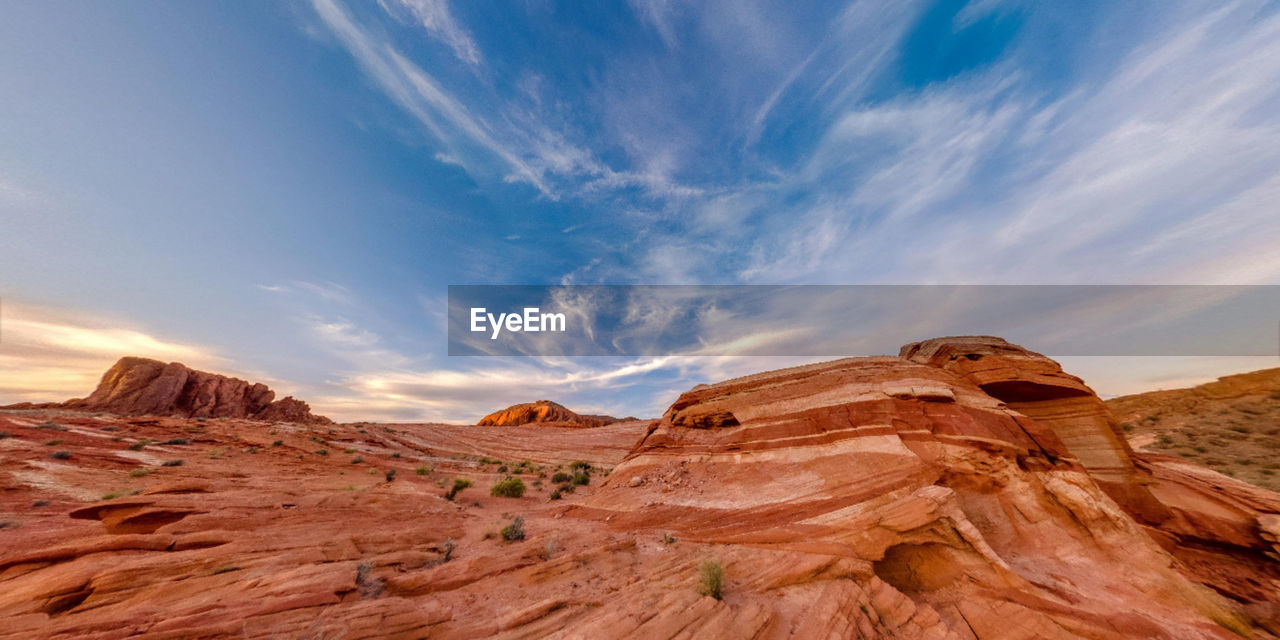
[0,336,1277,639]
[477,400,630,428]
[4,356,332,425]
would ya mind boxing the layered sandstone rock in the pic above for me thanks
[477,399,623,427]
[3,339,1280,639]
[28,357,331,424]
[566,343,1280,637]
[900,336,1170,520]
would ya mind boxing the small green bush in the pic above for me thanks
[415,465,431,475]
[445,478,472,501]
[162,459,184,467]
[570,461,591,472]
[351,456,364,464]
[50,451,72,460]
[571,472,590,486]
[551,471,572,483]
[490,476,526,498]
[698,559,724,600]
[271,440,284,447]
[129,439,153,451]
[501,516,526,541]
[549,488,563,500]
[385,469,397,482]
[129,468,153,478]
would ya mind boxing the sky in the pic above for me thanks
[1,0,1279,422]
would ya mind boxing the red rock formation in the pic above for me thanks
[571,344,1280,637]
[477,400,617,427]
[2,339,1279,638]
[24,357,331,424]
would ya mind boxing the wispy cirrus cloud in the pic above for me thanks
[381,0,482,66]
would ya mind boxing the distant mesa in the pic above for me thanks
[477,399,633,427]
[4,356,332,424]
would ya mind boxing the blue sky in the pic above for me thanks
[1,0,1278,421]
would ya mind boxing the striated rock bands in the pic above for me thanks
[52,357,330,424]
[2,338,1280,638]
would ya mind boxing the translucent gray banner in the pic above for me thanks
[447,285,1280,356]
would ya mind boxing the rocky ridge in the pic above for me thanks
[477,400,628,428]
[6,357,331,425]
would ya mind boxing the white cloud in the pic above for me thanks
[385,0,482,66]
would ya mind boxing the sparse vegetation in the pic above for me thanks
[164,438,190,445]
[490,476,526,498]
[44,440,64,446]
[549,488,563,500]
[551,471,572,483]
[162,459,184,467]
[128,439,153,451]
[271,440,284,447]
[315,449,329,456]
[355,561,383,598]
[445,478,472,501]
[129,468,153,478]
[698,559,724,600]
[31,500,51,508]
[442,538,455,562]
[351,456,364,464]
[38,422,67,431]
[663,533,676,544]
[415,465,432,475]
[571,472,590,486]
[49,451,72,460]
[501,516,526,541]
[570,461,591,472]
[385,469,397,482]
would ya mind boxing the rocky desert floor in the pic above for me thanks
[2,339,1280,639]
[1108,368,1280,491]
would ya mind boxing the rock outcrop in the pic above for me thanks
[3,338,1279,639]
[477,400,622,427]
[25,357,331,424]
[569,338,1280,637]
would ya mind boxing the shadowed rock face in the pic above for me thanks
[41,357,330,424]
[900,336,1171,520]
[477,400,624,427]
